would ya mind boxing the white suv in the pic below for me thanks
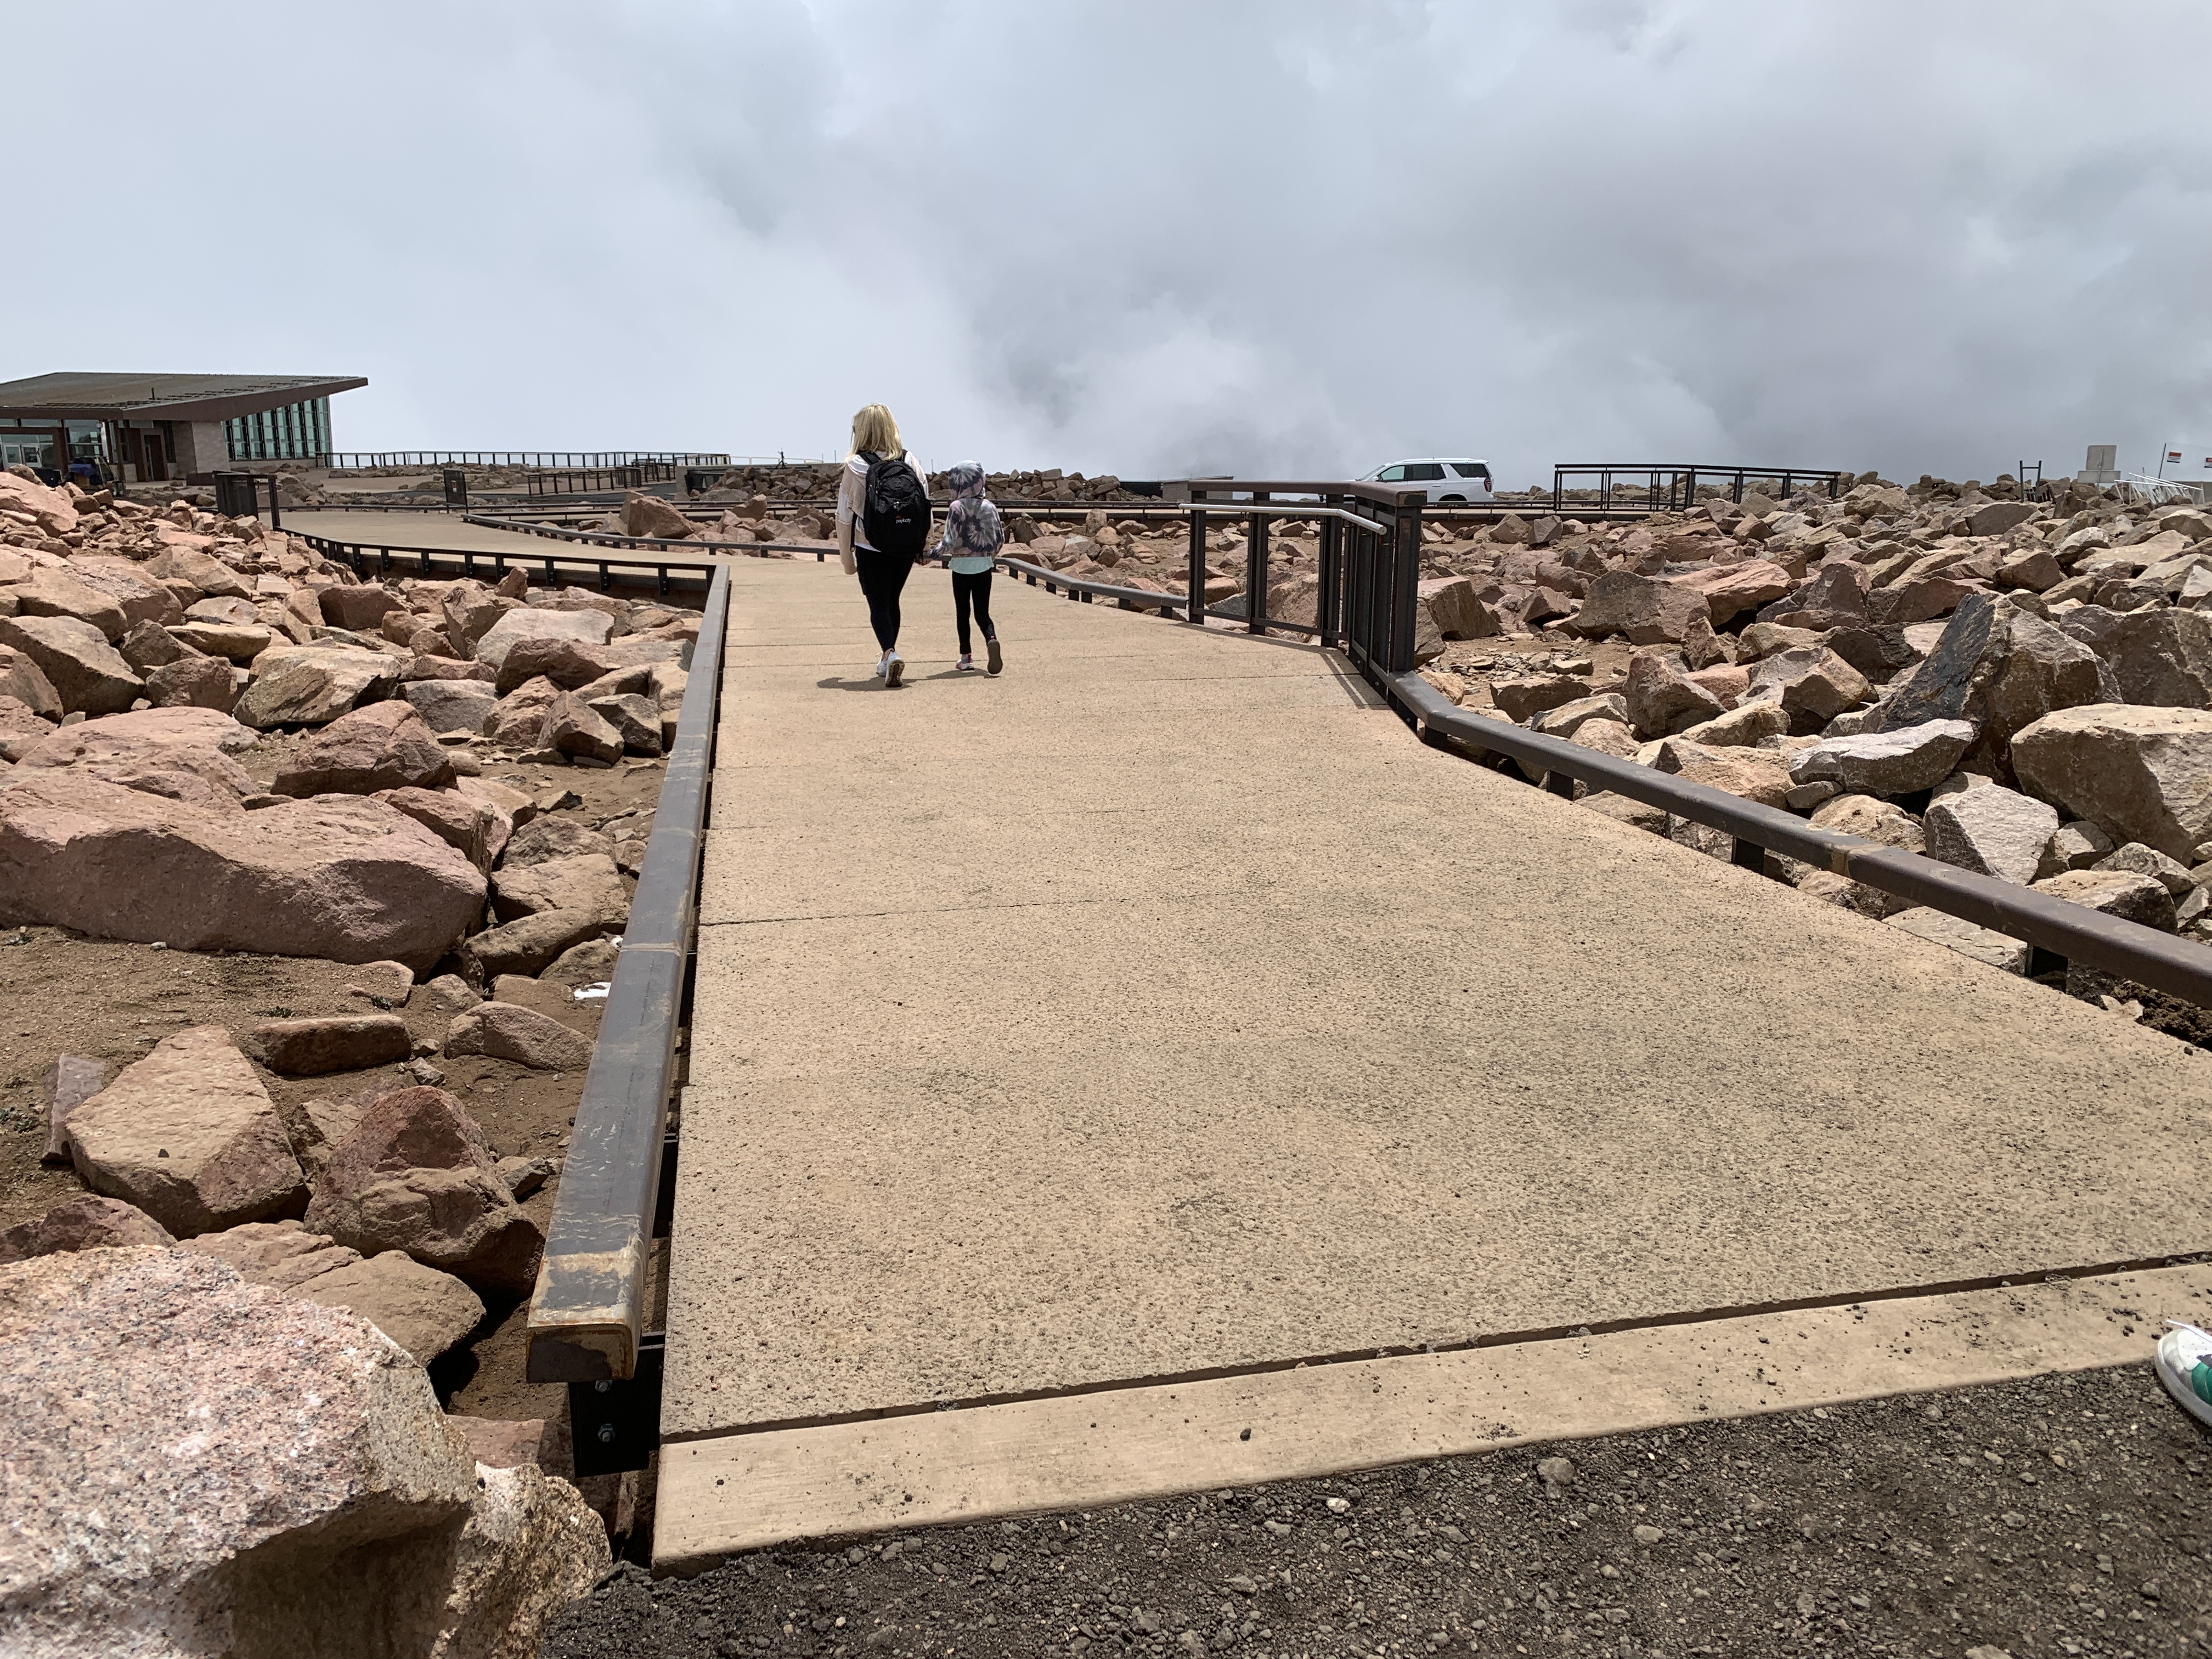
[1359,458,1494,503]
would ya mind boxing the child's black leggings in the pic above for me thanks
[952,570,996,656]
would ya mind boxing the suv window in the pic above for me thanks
[1375,464,1406,481]
[1451,462,1491,479]
[1403,463,1446,481]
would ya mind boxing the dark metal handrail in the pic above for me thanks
[325,450,730,471]
[1550,463,1846,516]
[461,514,823,560]
[1391,674,2212,1007]
[290,531,720,599]
[527,564,729,1409]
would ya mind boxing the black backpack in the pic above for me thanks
[858,450,930,558]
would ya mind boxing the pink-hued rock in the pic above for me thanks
[63,1025,307,1237]
[441,580,518,651]
[472,606,615,675]
[40,1053,110,1162]
[0,468,79,535]
[318,582,409,631]
[0,1193,175,1262]
[0,773,487,968]
[448,1414,557,1471]
[304,1086,545,1296]
[0,614,141,714]
[482,675,563,747]
[177,1219,485,1363]
[252,1013,414,1076]
[491,851,630,927]
[376,785,506,871]
[1667,558,1794,625]
[272,700,456,796]
[444,1001,595,1072]
[0,643,63,719]
[402,677,500,735]
[0,693,56,761]
[541,690,623,764]
[0,1246,602,1656]
[145,543,252,598]
[495,635,616,695]
[232,643,403,728]
[15,706,258,812]
[10,567,128,640]
[70,557,182,629]
[145,653,239,712]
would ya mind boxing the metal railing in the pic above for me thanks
[525,563,729,1473]
[525,465,680,496]
[1550,464,1846,516]
[290,530,721,599]
[1390,678,2212,1006]
[210,471,283,529]
[324,451,730,471]
[465,512,829,560]
[1006,473,2212,1010]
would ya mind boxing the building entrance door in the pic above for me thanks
[136,428,167,482]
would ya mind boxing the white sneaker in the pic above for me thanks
[885,652,906,689]
[956,654,977,672]
[2157,1322,2212,1429]
[873,653,889,679]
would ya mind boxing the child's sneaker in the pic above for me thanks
[2157,1322,2212,1428]
[885,652,906,689]
[956,654,977,672]
[986,637,1004,675]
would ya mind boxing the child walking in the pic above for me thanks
[936,460,1005,674]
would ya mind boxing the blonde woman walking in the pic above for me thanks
[836,404,931,687]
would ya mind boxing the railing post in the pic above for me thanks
[1317,493,1342,652]
[1245,492,1271,635]
[1187,499,1207,627]
[1387,490,1422,674]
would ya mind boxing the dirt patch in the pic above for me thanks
[539,1364,2210,1658]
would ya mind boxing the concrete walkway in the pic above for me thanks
[660,558,2212,1534]
[281,509,571,555]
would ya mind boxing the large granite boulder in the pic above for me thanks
[2011,703,2212,861]
[0,1247,605,1656]
[62,1026,307,1237]
[472,607,615,676]
[0,774,486,969]
[272,700,456,796]
[304,1086,545,1296]
[233,644,403,729]
[0,614,142,714]
[1880,592,2117,774]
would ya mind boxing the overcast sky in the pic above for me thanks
[14,2,2211,487]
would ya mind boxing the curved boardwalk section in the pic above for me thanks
[661,558,2210,1538]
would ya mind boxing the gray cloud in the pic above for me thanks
[14,1,2210,487]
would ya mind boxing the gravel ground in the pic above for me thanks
[540,1364,2209,1659]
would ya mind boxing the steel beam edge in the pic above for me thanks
[524,563,731,1383]
[1392,672,2212,1009]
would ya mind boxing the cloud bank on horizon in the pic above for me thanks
[13,1,2211,488]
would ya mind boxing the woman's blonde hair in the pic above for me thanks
[849,404,902,459]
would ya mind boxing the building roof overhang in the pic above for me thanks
[0,373,367,424]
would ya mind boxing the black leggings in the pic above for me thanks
[952,570,996,655]
[855,546,911,652]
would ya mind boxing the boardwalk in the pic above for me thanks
[654,556,2211,1562]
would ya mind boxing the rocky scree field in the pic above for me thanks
[0,461,701,1652]
[1358,473,2212,1039]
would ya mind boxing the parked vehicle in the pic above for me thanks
[1358,458,1494,504]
